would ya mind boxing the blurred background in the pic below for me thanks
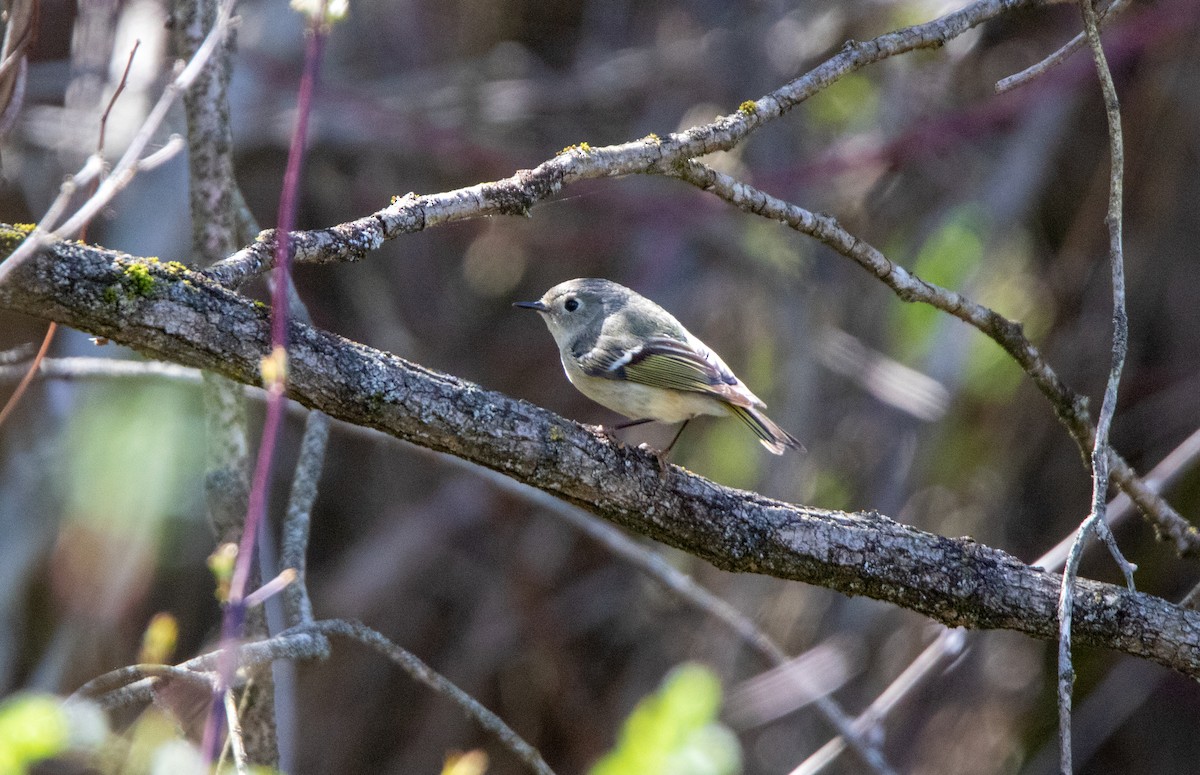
[3,0,1200,772]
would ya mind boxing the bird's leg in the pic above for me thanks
[595,417,653,447]
[645,420,690,473]
[612,418,656,430]
[662,420,690,456]
[603,418,689,473]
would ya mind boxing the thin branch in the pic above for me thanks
[0,356,205,383]
[995,0,1129,93]
[202,0,1046,289]
[0,0,237,285]
[73,619,554,775]
[223,689,250,775]
[98,40,141,153]
[0,321,54,428]
[281,411,329,626]
[74,663,215,700]
[790,629,967,775]
[244,568,298,609]
[312,619,557,775]
[202,1,326,761]
[1058,0,1132,768]
[667,160,1194,556]
[78,630,332,710]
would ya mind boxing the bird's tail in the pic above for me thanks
[728,405,806,455]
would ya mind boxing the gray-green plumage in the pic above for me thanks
[514,278,803,455]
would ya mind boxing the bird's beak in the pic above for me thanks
[513,300,549,312]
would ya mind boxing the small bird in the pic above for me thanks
[514,278,803,455]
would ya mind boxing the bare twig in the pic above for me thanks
[72,618,553,774]
[77,629,332,710]
[995,0,1129,93]
[790,629,967,775]
[0,0,237,284]
[1057,0,1132,769]
[98,40,141,152]
[0,321,53,428]
[223,689,250,775]
[311,619,557,775]
[203,0,1045,289]
[73,662,215,701]
[281,411,329,626]
[244,568,298,609]
[0,356,204,383]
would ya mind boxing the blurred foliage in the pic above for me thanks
[0,692,284,775]
[807,72,880,132]
[63,381,203,538]
[0,693,70,773]
[889,205,987,362]
[441,749,489,775]
[589,662,741,775]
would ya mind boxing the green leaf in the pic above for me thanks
[63,381,204,542]
[889,206,987,360]
[0,694,70,772]
[589,663,741,775]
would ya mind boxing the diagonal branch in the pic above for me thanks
[3,237,1199,678]
[201,0,1046,289]
[668,160,1196,556]
[995,0,1129,93]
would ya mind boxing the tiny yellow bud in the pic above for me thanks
[138,612,179,664]
[207,543,238,602]
[290,0,348,23]
[442,750,488,775]
[261,345,288,388]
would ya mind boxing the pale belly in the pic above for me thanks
[561,357,728,423]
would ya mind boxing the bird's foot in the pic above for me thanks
[594,424,626,448]
[637,443,673,475]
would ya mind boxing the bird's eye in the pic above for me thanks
[564,297,580,312]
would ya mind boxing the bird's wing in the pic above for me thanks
[578,335,763,409]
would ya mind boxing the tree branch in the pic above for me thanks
[4,235,1199,678]
[201,0,1046,289]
